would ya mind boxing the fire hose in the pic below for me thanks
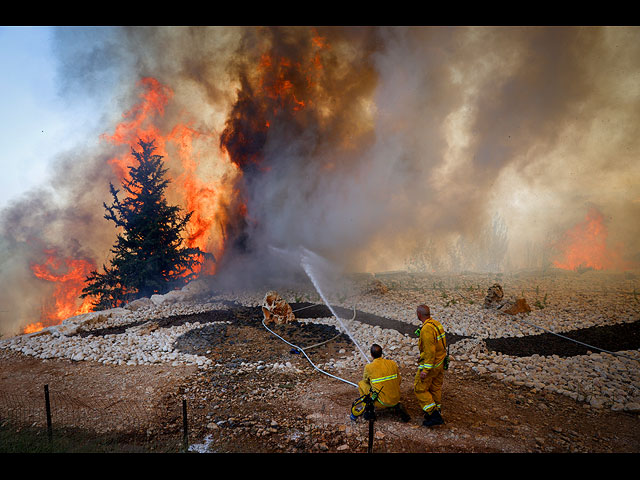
[261,317,358,388]
[261,303,360,385]
[261,308,385,453]
[261,301,389,452]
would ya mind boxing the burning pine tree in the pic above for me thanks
[81,139,209,310]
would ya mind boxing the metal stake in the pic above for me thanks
[182,399,188,452]
[44,384,52,442]
[365,400,376,453]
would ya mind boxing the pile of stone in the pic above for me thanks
[484,283,532,315]
[261,291,295,325]
[1,317,216,368]
[484,283,505,308]
[0,279,231,368]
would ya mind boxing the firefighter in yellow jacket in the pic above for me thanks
[353,344,410,422]
[414,304,447,427]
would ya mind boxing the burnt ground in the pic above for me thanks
[2,302,639,453]
[76,301,640,357]
[287,303,640,357]
[485,321,640,357]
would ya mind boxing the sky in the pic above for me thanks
[0,26,105,209]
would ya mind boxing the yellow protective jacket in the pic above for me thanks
[417,318,447,373]
[361,357,401,407]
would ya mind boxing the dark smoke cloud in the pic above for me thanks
[2,26,639,336]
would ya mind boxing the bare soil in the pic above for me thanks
[1,304,639,453]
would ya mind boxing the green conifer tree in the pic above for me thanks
[82,139,210,309]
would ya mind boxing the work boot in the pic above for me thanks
[394,403,411,423]
[422,409,444,427]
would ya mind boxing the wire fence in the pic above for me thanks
[0,384,190,452]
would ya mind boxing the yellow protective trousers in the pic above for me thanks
[414,318,447,413]
[414,365,444,413]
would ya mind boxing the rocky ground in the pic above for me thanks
[1,269,639,453]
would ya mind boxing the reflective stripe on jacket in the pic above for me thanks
[371,373,398,384]
[418,318,447,372]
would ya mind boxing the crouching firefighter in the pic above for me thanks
[414,304,449,427]
[351,344,410,423]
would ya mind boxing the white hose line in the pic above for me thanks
[290,303,323,314]
[510,316,640,362]
[261,319,358,388]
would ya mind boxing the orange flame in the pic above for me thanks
[552,207,625,271]
[101,76,229,276]
[221,33,329,172]
[25,249,96,334]
[256,38,327,115]
[102,77,172,179]
[28,76,238,329]
[26,31,334,330]
[166,123,223,275]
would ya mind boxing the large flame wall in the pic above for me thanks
[1,26,639,336]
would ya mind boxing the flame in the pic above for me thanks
[101,76,233,276]
[25,249,96,334]
[552,207,626,271]
[28,76,239,328]
[220,32,329,172]
[258,54,307,112]
[25,30,335,330]
[214,34,334,257]
[102,77,172,179]
[166,123,225,275]
[256,33,329,116]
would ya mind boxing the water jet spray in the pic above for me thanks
[299,247,369,364]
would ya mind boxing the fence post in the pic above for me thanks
[182,398,188,452]
[44,384,52,442]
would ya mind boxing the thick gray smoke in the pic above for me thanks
[1,26,639,336]
[217,26,640,274]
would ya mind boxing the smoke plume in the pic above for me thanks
[1,26,639,336]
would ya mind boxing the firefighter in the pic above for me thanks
[414,304,447,427]
[355,344,410,422]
